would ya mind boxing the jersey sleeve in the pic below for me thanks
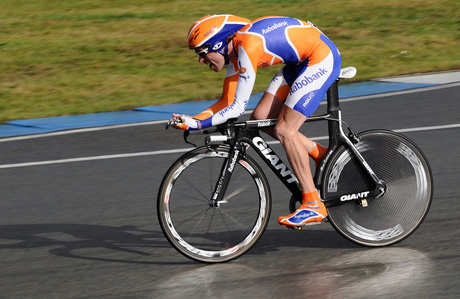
[190,43,260,129]
[192,66,239,121]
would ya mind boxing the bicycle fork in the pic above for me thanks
[209,146,241,208]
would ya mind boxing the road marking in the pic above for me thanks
[0,148,190,169]
[0,123,458,169]
[0,121,166,143]
[394,123,460,133]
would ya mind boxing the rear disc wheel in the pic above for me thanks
[322,130,433,246]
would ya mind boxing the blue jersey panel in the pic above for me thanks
[248,17,302,63]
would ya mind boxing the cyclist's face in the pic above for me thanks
[195,47,225,72]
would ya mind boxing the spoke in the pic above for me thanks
[179,175,210,203]
[216,208,233,246]
[171,203,213,230]
[217,207,252,231]
[223,183,251,202]
[188,207,213,237]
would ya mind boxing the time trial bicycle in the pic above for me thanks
[157,67,433,263]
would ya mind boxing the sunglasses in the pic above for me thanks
[195,46,210,58]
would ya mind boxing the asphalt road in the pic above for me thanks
[0,84,459,298]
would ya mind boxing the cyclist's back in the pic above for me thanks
[234,16,330,67]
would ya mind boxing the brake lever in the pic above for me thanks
[183,131,197,147]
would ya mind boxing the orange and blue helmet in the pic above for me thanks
[187,14,250,55]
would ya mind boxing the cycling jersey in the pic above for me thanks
[189,16,342,130]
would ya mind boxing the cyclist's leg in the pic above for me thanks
[251,68,326,163]
[275,105,327,226]
[283,34,341,167]
[275,106,315,192]
[277,35,341,227]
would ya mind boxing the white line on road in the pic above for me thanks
[0,123,458,170]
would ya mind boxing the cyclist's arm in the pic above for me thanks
[182,44,259,130]
[192,66,239,121]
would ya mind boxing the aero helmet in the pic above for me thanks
[187,14,250,55]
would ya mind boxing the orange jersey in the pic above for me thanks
[194,16,338,128]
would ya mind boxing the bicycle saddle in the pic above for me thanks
[339,66,357,79]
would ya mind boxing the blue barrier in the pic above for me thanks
[0,81,434,138]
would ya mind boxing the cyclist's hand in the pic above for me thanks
[167,118,188,130]
[168,114,201,130]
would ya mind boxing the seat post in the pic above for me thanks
[326,80,340,112]
[326,80,341,150]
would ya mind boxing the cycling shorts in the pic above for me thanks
[265,34,342,117]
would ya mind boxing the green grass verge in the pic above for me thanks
[0,0,459,122]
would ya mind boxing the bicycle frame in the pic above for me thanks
[185,80,386,208]
[312,81,386,199]
[159,66,432,262]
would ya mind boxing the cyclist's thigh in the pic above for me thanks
[252,91,284,120]
[285,57,336,116]
[285,36,341,117]
[252,68,293,120]
[265,68,291,101]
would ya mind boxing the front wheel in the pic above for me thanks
[321,130,433,246]
[157,145,271,263]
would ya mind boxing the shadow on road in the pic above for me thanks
[0,223,362,265]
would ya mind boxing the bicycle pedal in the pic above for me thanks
[285,220,324,230]
[286,226,302,231]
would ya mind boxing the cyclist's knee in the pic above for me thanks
[251,108,273,120]
[274,121,296,144]
[250,109,262,121]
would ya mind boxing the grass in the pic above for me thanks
[0,0,459,122]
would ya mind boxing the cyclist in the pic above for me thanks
[171,15,342,227]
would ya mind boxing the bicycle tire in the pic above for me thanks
[321,130,433,246]
[157,145,272,263]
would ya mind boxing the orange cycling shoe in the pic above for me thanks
[278,191,327,227]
